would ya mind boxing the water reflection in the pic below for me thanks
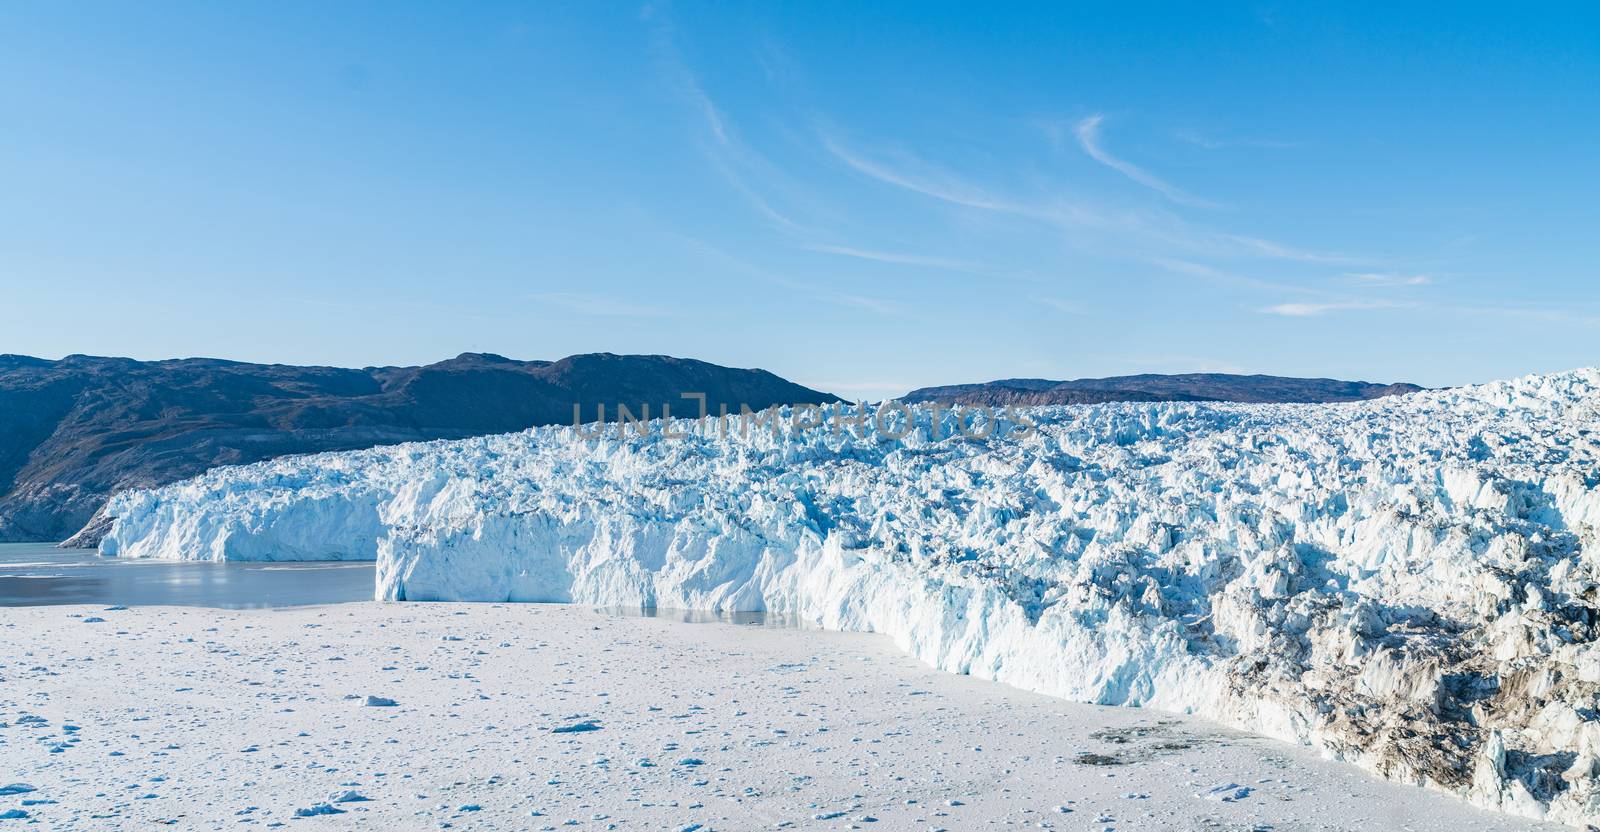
[0,543,374,608]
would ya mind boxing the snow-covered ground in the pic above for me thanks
[0,602,1567,831]
[97,369,1600,825]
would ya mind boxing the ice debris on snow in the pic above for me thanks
[100,368,1600,825]
[1199,783,1253,802]
[293,802,345,817]
[549,720,602,734]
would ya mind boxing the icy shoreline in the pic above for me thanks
[99,369,1600,825]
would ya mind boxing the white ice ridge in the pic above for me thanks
[101,369,1600,824]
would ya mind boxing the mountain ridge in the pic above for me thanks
[902,372,1424,406]
[0,351,835,545]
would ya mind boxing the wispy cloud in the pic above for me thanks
[1075,115,1220,209]
[1175,129,1303,151]
[1036,297,1084,314]
[1150,258,1318,295]
[642,5,726,146]
[1222,234,1367,265]
[1442,303,1600,328]
[1346,272,1433,287]
[803,243,993,274]
[1264,296,1600,326]
[820,132,1083,222]
[644,5,803,231]
[670,233,908,318]
[823,130,1363,265]
[651,14,1383,328]
[1260,299,1410,317]
[529,292,671,317]
[648,24,1016,282]
[822,291,903,316]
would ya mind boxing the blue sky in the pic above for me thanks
[2,2,1596,399]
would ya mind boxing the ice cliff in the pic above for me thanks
[100,369,1600,825]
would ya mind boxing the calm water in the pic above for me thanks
[0,544,790,623]
[0,542,375,608]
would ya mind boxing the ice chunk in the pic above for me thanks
[293,803,345,817]
[1198,783,1253,802]
[550,719,602,734]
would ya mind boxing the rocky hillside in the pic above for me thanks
[0,352,835,545]
[903,373,1422,406]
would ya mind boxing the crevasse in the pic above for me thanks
[101,368,1600,825]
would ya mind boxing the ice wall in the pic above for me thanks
[101,369,1600,824]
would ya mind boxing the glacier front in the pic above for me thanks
[100,369,1600,825]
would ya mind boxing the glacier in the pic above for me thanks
[100,369,1600,825]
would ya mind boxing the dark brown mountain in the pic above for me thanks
[0,352,836,545]
[902,373,1423,407]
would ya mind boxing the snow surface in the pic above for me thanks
[0,603,1564,830]
[100,368,1600,825]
